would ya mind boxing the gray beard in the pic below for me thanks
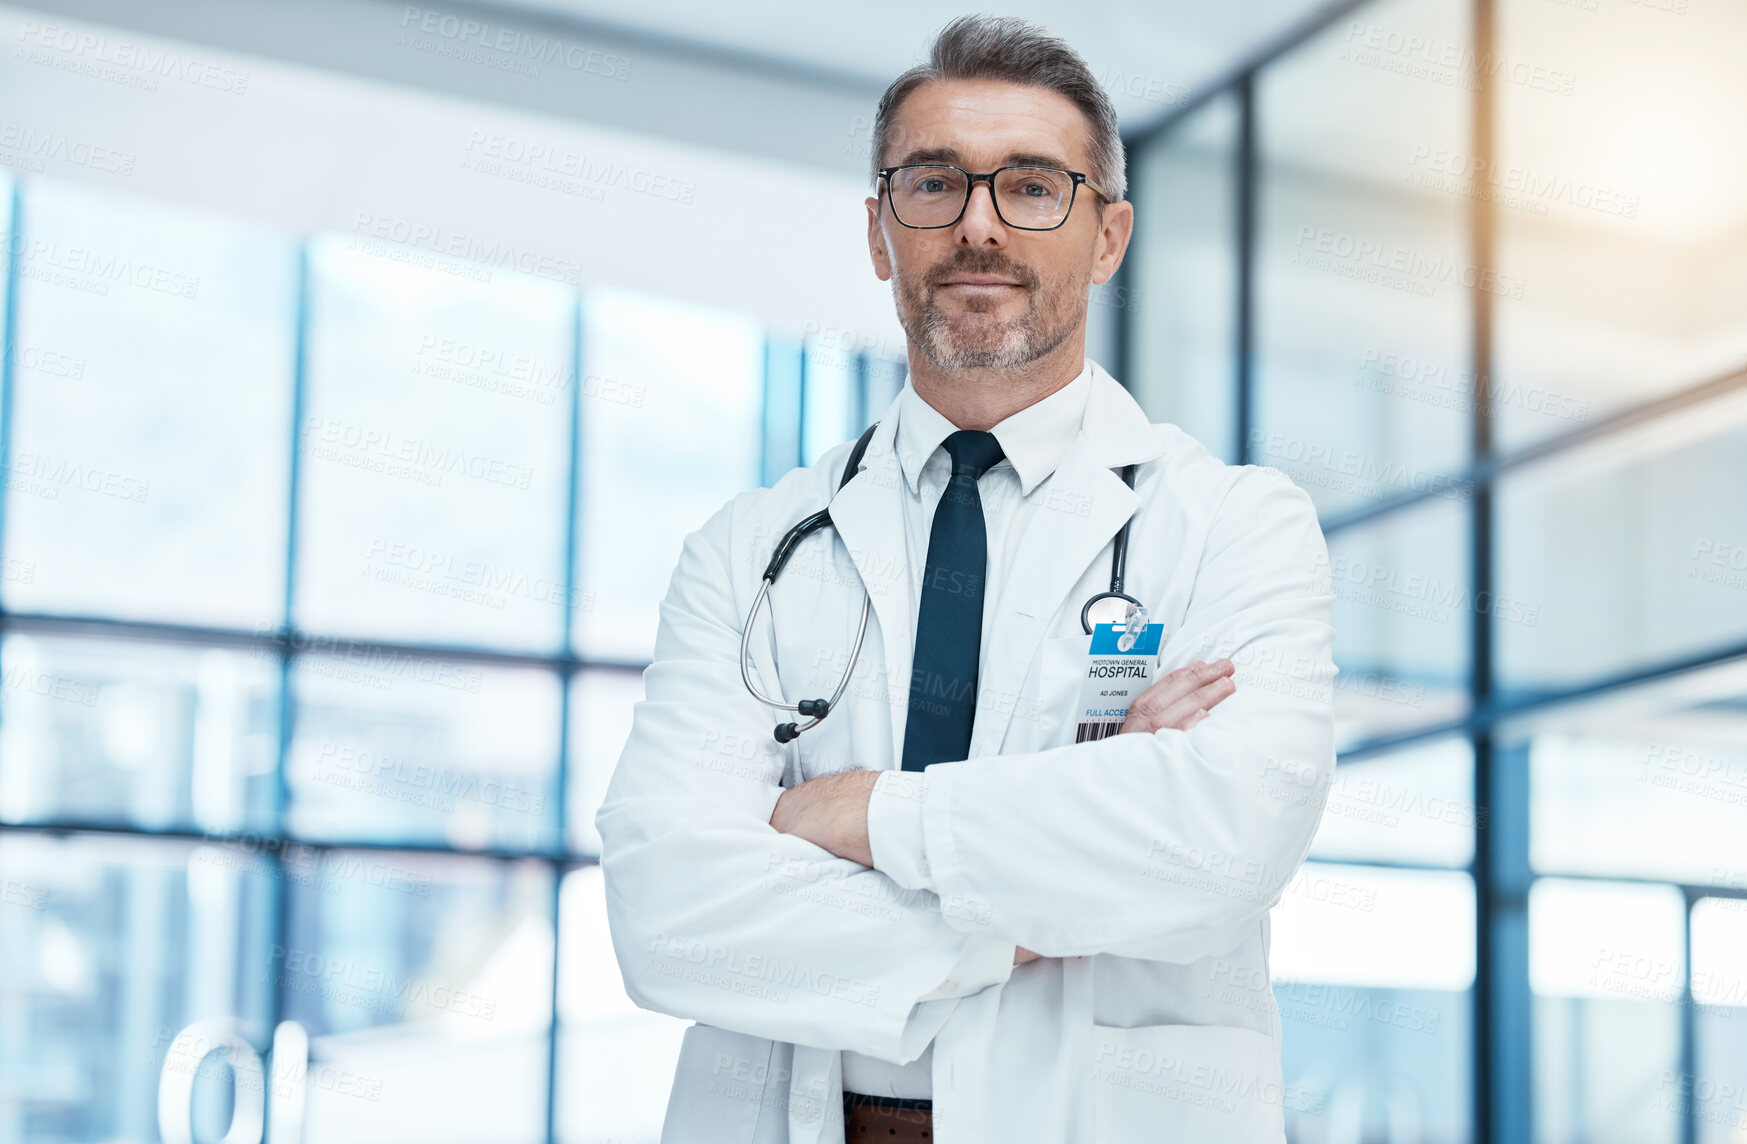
[898,278,1080,372]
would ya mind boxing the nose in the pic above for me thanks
[955,178,1007,244]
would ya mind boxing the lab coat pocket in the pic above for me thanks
[660,1023,779,1144]
[1088,1022,1286,1143]
[1035,634,1093,750]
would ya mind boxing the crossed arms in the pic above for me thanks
[593,465,1335,1060]
[768,657,1241,966]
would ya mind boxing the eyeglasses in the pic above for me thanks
[877,163,1105,231]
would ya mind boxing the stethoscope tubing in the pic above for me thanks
[743,428,1143,741]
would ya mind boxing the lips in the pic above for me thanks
[941,277,1022,287]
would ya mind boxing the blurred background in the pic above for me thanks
[0,0,1743,1141]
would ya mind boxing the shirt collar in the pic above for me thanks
[893,358,1094,497]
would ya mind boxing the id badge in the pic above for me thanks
[1074,621,1166,743]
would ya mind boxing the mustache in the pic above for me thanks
[926,255,1036,289]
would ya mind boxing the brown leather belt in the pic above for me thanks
[842,1092,933,1141]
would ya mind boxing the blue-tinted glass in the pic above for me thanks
[0,833,274,1142]
[1270,863,1475,1143]
[0,633,279,833]
[555,866,686,1144]
[566,668,641,857]
[280,852,552,1143]
[1309,739,1475,868]
[863,357,907,425]
[294,234,575,653]
[1254,0,1471,514]
[1518,663,1747,889]
[574,289,762,661]
[1130,93,1238,461]
[1325,497,1472,748]
[801,340,857,467]
[285,654,559,851]
[762,337,802,484]
[4,178,295,627]
[1529,879,1684,1144]
[1497,394,1747,699]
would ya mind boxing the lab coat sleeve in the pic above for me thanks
[866,770,932,891]
[593,493,1015,1062]
[901,466,1337,963]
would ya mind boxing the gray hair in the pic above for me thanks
[870,14,1126,205]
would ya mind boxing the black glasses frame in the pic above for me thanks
[876,163,1106,231]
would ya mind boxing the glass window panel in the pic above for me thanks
[574,289,763,661]
[281,851,552,1144]
[294,235,576,653]
[567,668,642,858]
[761,336,802,486]
[0,633,279,833]
[1253,0,1472,517]
[863,356,906,425]
[1496,389,1747,697]
[555,865,686,1144]
[801,339,857,468]
[0,833,274,1143]
[1269,863,1473,1144]
[1692,898,1747,1144]
[5,178,295,628]
[285,655,560,852]
[1129,93,1238,462]
[1324,496,1472,748]
[1528,712,1747,889]
[1691,896,1747,1010]
[1494,0,1747,453]
[1530,879,1684,1144]
[1272,863,1475,991]
[1308,739,1476,868]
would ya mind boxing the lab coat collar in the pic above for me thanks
[893,359,1094,498]
[829,358,1170,760]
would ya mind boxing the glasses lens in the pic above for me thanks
[994,167,1074,228]
[888,165,969,226]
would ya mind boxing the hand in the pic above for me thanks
[1120,659,1235,735]
[769,769,880,866]
[1014,945,1043,966]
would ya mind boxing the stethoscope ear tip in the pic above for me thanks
[774,723,800,744]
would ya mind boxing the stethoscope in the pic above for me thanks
[739,422,1143,743]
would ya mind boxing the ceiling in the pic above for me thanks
[457,0,1343,128]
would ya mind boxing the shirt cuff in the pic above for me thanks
[917,933,1018,1001]
[867,769,934,892]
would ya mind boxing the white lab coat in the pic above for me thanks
[595,360,1337,1143]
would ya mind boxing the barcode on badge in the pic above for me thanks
[1075,721,1123,743]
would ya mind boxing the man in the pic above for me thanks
[596,14,1336,1144]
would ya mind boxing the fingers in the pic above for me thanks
[1156,674,1235,730]
[1121,659,1236,734]
[1128,659,1231,717]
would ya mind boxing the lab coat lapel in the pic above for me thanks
[824,405,914,757]
[972,365,1168,756]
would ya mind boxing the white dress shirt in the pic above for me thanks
[840,357,1095,1098]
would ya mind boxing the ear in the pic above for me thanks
[866,195,893,283]
[1088,199,1135,287]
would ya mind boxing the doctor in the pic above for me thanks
[596,14,1336,1144]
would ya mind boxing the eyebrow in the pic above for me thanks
[891,146,1076,170]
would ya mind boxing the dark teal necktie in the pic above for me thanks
[901,429,1006,772]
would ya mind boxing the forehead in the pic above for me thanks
[885,77,1093,170]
